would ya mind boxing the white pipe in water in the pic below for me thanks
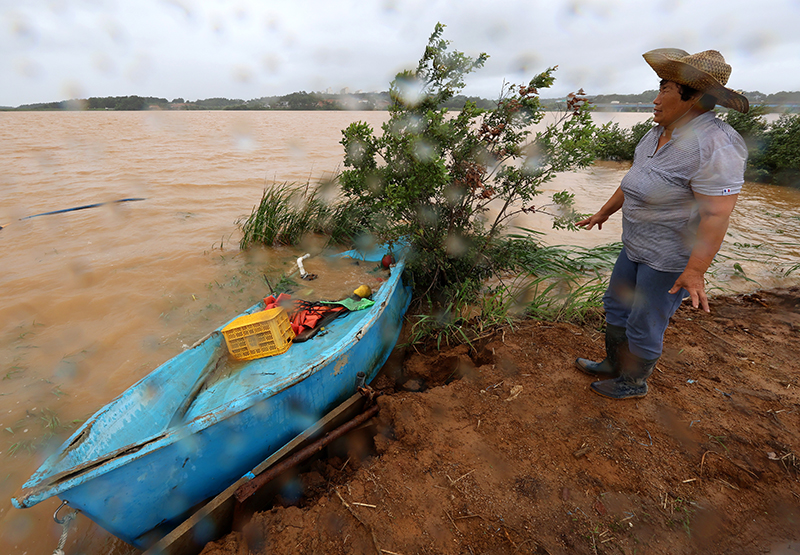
[297,253,311,278]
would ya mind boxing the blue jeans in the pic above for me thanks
[603,248,688,360]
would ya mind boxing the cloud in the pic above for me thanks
[1,0,798,107]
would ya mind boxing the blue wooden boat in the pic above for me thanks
[12,245,411,549]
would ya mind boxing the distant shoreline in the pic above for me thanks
[2,90,799,113]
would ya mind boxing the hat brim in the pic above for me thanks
[643,50,749,113]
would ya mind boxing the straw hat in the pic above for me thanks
[643,48,749,113]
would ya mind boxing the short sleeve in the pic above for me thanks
[691,131,747,196]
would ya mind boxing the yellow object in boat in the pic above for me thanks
[353,284,372,298]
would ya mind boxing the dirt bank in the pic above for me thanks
[201,287,800,555]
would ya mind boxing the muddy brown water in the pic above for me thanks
[1,110,798,555]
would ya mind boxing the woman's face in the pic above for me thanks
[653,81,698,129]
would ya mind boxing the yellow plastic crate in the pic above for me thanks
[221,307,295,361]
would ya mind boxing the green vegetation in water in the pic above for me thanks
[3,366,26,380]
[4,408,82,458]
[593,117,655,161]
[337,24,596,299]
[237,23,617,344]
[594,105,800,188]
[784,262,800,277]
[238,181,362,249]
[238,25,792,346]
[705,217,800,290]
[517,257,617,326]
[500,233,620,324]
[724,107,800,187]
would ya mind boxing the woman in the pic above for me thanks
[576,49,749,399]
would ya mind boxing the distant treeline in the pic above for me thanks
[4,90,799,112]
[4,91,498,112]
[589,90,800,112]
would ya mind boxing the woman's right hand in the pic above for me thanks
[576,212,609,230]
[577,187,625,231]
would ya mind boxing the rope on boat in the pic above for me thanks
[53,511,77,555]
[52,500,78,555]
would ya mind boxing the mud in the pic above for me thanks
[200,287,800,555]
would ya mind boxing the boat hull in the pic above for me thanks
[13,247,411,548]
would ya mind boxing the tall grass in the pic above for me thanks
[237,182,364,249]
[408,281,517,350]
[520,274,608,325]
[407,232,622,348]
[501,231,620,327]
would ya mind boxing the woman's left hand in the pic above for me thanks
[669,270,709,312]
[670,192,739,313]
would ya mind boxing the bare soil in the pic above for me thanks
[201,287,800,555]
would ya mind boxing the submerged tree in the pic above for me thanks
[338,23,596,301]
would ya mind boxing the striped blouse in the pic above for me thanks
[620,111,747,273]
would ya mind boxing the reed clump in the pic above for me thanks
[407,233,622,349]
[237,182,365,249]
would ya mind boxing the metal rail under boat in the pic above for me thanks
[142,391,378,555]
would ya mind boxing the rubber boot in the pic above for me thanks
[590,348,659,399]
[575,323,627,378]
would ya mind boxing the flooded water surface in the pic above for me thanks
[1,110,798,554]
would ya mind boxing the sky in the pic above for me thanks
[2,0,799,107]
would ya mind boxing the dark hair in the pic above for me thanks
[660,79,716,111]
